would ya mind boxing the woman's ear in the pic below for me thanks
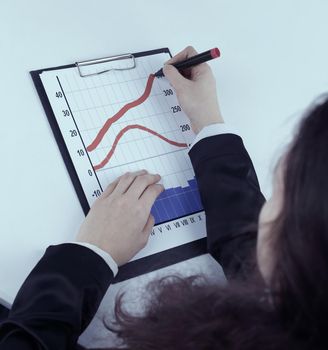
[257,161,284,283]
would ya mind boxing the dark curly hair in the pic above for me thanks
[104,96,328,350]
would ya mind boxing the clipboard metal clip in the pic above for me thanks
[76,53,136,78]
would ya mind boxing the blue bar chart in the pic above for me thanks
[151,178,202,223]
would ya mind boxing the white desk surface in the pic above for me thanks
[1,0,328,347]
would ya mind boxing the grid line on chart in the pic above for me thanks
[96,150,189,172]
[79,111,172,133]
[93,128,184,151]
[69,93,163,113]
[65,76,149,94]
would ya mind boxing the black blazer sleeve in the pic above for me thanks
[0,244,114,350]
[189,134,266,280]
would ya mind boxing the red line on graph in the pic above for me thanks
[87,74,156,152]
[93,124,187,171]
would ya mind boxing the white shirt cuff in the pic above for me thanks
[189,123,239,151]
[70,242,118,276]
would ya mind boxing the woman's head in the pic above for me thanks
[108,96,328,349]
[257,96,328,337]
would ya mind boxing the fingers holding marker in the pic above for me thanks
[164,46,199,84]
[165,46,199,65]
[162,65,189,91]
[163,46,208,87]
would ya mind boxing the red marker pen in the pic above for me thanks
[155,47,221,77]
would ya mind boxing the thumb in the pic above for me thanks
[142,215,155,236]
[163,64,187,91]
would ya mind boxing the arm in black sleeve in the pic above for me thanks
[189,134,266,280]
[0,244,114,350]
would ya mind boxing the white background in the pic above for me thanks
[1,0,328,346]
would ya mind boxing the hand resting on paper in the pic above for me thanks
[76,170,164,266]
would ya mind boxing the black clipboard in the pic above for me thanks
[30,48,206,283]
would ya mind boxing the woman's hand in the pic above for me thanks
[76,170,164,266]
[163,46,223,134]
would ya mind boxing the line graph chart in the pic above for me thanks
[40,52,204,225]
[92,124,188,171]
[87,73,156,152]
